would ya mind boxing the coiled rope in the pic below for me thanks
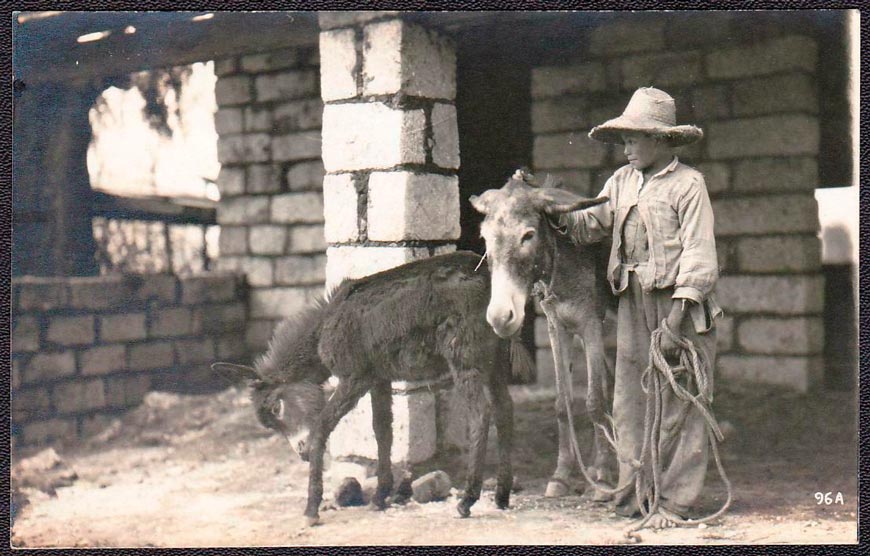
[535,282,732,541]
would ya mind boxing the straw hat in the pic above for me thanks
[588,87,703,146]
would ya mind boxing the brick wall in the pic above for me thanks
[213,45,327,352]
[530,12,824,392]
[11,273,248,446]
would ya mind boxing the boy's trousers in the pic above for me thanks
[612,272,717,517]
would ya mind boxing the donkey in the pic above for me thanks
[470,170,615,500]
[212,251,532,526]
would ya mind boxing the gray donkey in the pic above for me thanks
[213,251,532,526]
[470,170,616,500]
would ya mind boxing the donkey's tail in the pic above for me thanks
[509,339,535,382]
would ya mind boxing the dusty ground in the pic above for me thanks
[11,380,857,547]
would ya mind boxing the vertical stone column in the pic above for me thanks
[318,13,462,466]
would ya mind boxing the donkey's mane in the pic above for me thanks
[254,295,331,383]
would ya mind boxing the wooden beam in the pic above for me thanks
[91,191,217,225]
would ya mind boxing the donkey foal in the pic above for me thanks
[213,252,531,526]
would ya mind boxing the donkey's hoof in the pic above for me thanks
[456,501,472,518]
[305,515,320,527]
[545,478,570,498]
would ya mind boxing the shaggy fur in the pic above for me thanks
[214,251,530,525]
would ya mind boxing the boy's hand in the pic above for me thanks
[660,301,688,359]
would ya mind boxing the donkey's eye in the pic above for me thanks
[271,399,285,419]
[521,230,535,243]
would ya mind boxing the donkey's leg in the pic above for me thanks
[369,378,393,510]
[546,323,577,498]
[304,375,371,525]
[488,361,514,510]
[454,368,491,518]
[581,319,616,501]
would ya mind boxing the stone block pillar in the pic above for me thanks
[318,13,462,465]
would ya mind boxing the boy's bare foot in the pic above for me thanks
[644,507,682,530]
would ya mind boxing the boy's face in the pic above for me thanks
[621,132,668,171]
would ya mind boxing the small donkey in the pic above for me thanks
[213,251,531,526]
[470,170,616,499]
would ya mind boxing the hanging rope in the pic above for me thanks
[535,281,732,541]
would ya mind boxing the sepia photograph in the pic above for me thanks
[10,9,859,547]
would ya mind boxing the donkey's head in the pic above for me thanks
[470,169,608,338]
[212,362,325,461]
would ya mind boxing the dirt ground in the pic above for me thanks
[11,380,857,547]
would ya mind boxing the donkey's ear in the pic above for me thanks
[211,362,261,384]
[533,188,609,215]
[469,189,501,215]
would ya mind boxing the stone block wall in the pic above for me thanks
[11,273,248,446]
[213,45,327,352]
[530,13,824,392]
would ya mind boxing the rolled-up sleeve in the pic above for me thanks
[673,176,718,303]
[561,178,615,245]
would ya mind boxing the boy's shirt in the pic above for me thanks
[562,157,722,333]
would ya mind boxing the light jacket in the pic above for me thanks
[561,157,723,333]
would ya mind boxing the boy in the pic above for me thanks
[560,87,722,529]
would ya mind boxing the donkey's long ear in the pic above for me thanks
[469,189,501,215]
[533,188,609,215]
[211,362,261,384]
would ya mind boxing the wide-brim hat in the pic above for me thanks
[588,87,703,147]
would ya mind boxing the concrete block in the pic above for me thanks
[99,313,147,343]
[411,470,452,503]
[214,57,238,76]
[180,274,240,304]
[712,194,819,236]
[737,317,824,355]
[197,302,247,334]
[431,103,459,170]
[12,388,52,422]
[322,103,426,172]
[691,85,731,120]
[214,108,244,135]
[47,315,95,346]
[531,63,606,98]
[217,196,271,225]
[735,235,821,273]
[318,11,398,30]
[217,257,274,288]
[622,51,702,89]
[241,49,299,72]
[80,344,126,376]
[246,319,277,351]
[707,115,819,159]
[717,354,821,392]
[243,106,272,133]
[531,97,588,134]
[15,278,69,311]
[538,169,593,197]
[128,341,176,371]
[533,133,609,169]
[105,374,151,408]
[715,274,824,315]
[149,307,194,337]
[133,274,178,305]
[245,164,280,194]
[216,166,246,197]
[80,413,121,439]
[255,69,318,102]
[325,245,434,292]
[328,388,437,464]
[24,350,77,384]
[12,315,40,353]
[289,225,328,254]
[363,20,456,100]
[68,276,139,311]
[218,226,248,256]
[13,358,22,390]
[217,334,248,360]
[323,173,361,243]
[707,35,817,79]
[271,192,325,224]
[215,75,252,106]
[320,28,359,102]
[250,287,314,319]
[271,130,322,162]
[732,73,817,117]
[286,160,326,192]
[218,133,271,164]
[367,172,460,241]
[273,99,323,132]
[52,379,106,414]
[175,338,216,365]
[274,255,328,286]
[715,314,734,352]
[21,419,77,446]
[697,162,730,195]
[732,157,817,193]
[249,225,288,255]
[589,19,666,55]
